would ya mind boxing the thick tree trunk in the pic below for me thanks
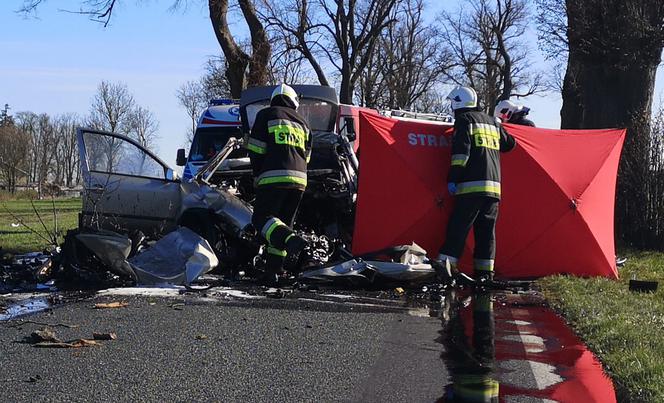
[209,0,250,98]
[562,0,664,247]
[561,54,660,245]
[559,55,583,129]
[238,0,271,87]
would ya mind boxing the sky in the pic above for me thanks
[1,0,663,169]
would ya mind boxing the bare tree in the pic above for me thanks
[19,0,119,26]
[14,112,57,198]
[199,56,233,100]
[0,104,13,126]
[268,40,314,85]
[177,80,206,145]
[260,0,332,87]
[126,105,159,150]
[87,81,135,134]
[362,0,451,110]
[0,120,30,193]
[208,0,271,97]
[86,81,135,172]
[53,114,81,188]
[262,0,400,104]
[537,0,664,248]
[440,0,544,112]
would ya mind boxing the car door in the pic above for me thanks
[77,128,182,237]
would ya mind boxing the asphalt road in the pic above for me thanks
[0,294,447,403]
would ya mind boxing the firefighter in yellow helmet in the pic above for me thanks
[437,87,516,283]
[247,84,311,284]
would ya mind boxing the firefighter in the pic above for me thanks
[438,87,516,283]
[247,84,311,282]
[494,99,535,127]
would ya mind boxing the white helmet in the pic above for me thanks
[494,99,518,122]
[271,84,299,109]
[447,86,478,111]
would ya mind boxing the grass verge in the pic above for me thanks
[538,251,664,402]
[0,198,81,254]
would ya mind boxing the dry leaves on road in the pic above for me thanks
[34,339,100,348]
[93,301,129,309]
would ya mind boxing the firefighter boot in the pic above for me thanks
[258,252,286,286]
[284,234,308,272]
[475,270,494,286]
[433,255,454,285]
[474,259,495,286]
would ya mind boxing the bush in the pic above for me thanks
[617,106,664,249]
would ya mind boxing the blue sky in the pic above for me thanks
[1,1,663,168]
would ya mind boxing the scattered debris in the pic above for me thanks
[34,339,100,348]
[0,298,52,321]
[127,227,218,285]
[92,332,117,340]
[93,301,128,309]
[29,327,61,343]
[26,375,41,383]
[23,327,114,348]
[300,243,436,285]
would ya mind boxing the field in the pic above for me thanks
[0,197,81,254]
[538,251,664,402]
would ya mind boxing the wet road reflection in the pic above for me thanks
[436,290,616,403]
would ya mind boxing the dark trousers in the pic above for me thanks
[251,187,303,271]
[440,197,499,272]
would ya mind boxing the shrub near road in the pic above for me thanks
[539,252,664,403]
[0,198,81,254]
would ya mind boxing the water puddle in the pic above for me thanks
[437,290,616,402]
[0,297,51,321]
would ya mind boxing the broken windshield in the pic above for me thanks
[189,126,245,162]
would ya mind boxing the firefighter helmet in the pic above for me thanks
[447,86,478,111]
[494,99,518,122]
[271,84,300,109]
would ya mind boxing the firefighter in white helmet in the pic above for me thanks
[494,99,535,127]
[437,86,516,283]
[247,84,311,284]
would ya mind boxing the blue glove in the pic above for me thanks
[448,183,457,195]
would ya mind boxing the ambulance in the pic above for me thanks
[176,99,245,180]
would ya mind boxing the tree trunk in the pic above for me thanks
[209,0,250,98]
[239,0,271,87]
[559,55,583,129]
[339,64,353,104]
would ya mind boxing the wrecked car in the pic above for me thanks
[77,129,258,274]
[76,85,363,279]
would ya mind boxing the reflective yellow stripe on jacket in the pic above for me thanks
[456,180,501,197]
[256,169,307,187]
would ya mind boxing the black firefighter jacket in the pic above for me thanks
[247,95,312,191]
[448,109,516,200]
